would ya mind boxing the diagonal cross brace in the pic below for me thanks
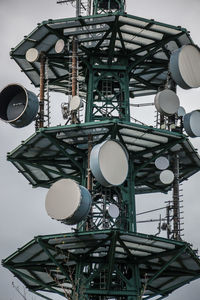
[147,245,188,286]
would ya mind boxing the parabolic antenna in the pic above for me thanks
[169,45,200,89]
[155,156,169,170]
[90,140,129,187]
[183,110,200,137]
[177,106,186,117]
[0,84,39,128]
[154,89,180,116]
[69,95,82,112]
[45,179,91,225]
[108,204,120,219]
[25,48,39,63]
[160,170,174,185]
[55,39,65,54]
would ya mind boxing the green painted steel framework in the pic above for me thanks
[93,0,125,14]
[2,1,200,299]
[3,230,200,300]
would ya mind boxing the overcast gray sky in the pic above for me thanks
[1,0,200,299]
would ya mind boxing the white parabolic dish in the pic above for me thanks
[55,39,65,54]
[160,170,174,185]
[69,95,82,112]
[154,89,180,116]
[183,110,200,137]
[25,48,39,63]
[170,45,200,89]
[90,140,129,187]
[177,106,186,117]
[108,204,120,219]
[45,179,91,224]
[155,156,169,170]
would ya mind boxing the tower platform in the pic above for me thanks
[8,120,200,194]
[2,229,200,299]
[10,12,192,98]
[2,2,200,299]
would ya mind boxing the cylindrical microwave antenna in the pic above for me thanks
[45,179,92,225]
[90,140,129,187]
[183,110,200,137]
[154,89,180,116]
[0,84,39,128]
[169,45,200,89]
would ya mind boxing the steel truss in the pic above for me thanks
[3,230,200,300]
[2,1,200,299]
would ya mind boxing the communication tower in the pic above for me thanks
[2,0,200,299]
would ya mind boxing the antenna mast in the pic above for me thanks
[2,1,200,300]
[57,0,92,15]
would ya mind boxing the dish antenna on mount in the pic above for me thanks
[0,84,39,128]
[3,2,200,299]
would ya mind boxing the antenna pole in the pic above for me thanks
[72,38,77,97]
[39,52,46,129]
[76,0,80,16]
[70,0,80,124]
[87,135,93,192]
[172,153,181,240]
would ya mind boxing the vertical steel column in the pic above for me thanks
[121,160,136,232]
[85,60,94,122]
[166,204,170,239]
[86,135,93,230]
[87,0,92,15]
[39,52,46,128]
[70,0,80,124]
[124,70,130,122]
[130,165,137,233]
[87,135,93,192]
[127,263,141,300]
[73,261,83,300]
[76,0,80,16]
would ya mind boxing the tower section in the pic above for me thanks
[2,2,200,300]
[93,0,125,14]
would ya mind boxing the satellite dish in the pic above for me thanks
[55,39,65,54]
[154,89,180,116]
[45,179,92,225]
[90,140,129,187]
[177,106,186,117]
[155,156,169,170]
[183,110,200,137]
[25,48,39,63]
[160,170,174,185]
[169,45,200,89]
[108,204,120,219]
[0,84,39,128]
[69,95,83,112]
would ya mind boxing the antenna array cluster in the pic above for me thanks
[2,1,200,299]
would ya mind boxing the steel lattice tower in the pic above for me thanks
[2,1,200,300]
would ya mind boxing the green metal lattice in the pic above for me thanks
[3,230,200,300]
[2,3,200,299]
